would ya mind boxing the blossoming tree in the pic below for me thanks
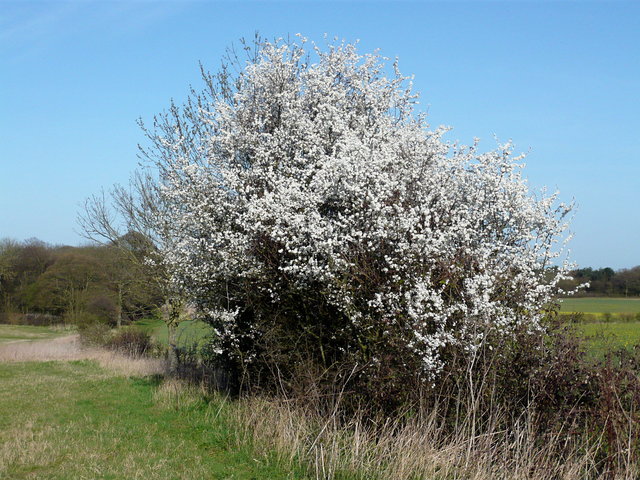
[141,36,573,389]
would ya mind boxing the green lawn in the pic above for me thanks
[0,359,299,479]
[0,324,74,344]
[559,297,640,314]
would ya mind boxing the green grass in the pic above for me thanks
[559,297,640,314]
[0,360,299,479]
[557,297,640,353]
[0,324,74,344]
[574,321,640,356]
[558,298,640,353]
[135,317,215,349]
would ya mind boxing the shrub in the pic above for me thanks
[105,328,152,357]
[78,322,112,347]
[22,313,61,326]
[618,312,636,322]
[65,310,104,325]
[433,321,640,475]
[139,36,574,405]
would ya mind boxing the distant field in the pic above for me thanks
[559,297,640,314]
[558,297,640,353]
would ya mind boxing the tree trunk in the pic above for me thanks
[166,297,182,375]
[167,320,179,375]
[116,284,123,328]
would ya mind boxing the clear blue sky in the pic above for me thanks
[1,1,638,269]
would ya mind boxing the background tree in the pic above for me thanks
[614,266,640,297]
[559,266,640,297]
[93,238,162,328]
[12,239,55,294]
[0,239,161,326]
[23,249,105,320]
[0,238,20,320]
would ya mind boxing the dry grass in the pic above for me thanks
[227,395,640,480]
[0,421,65,475]
[0,334,166,377]
[153,378,211,411]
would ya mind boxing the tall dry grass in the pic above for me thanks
[229,393,640,480]
[0,334,166,377]
[221,337,640,480]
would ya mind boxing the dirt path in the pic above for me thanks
[0,334,83,361]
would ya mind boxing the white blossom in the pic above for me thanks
[143,37,574,377]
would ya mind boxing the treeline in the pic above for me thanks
[559,266,640,296]
[0,236,161,325]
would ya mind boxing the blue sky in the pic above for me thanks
[1,1,638,269]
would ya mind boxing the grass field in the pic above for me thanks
[559,297,640,314]
[0,322,299,478]
[558,297,640,353]
[0,321,635,478]
[0,343,299,479]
